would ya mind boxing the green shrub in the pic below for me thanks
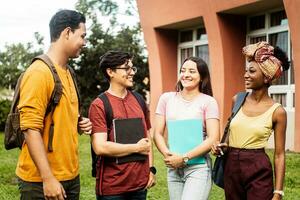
[0,99,11,131]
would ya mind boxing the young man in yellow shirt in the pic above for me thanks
[16,10,92,200]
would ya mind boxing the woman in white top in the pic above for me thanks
[154,57,220,200]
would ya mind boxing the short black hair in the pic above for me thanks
[49,9,86,42]
[99,51,133,80]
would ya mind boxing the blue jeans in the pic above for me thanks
[167,157,212,200]
[96,189,147,200]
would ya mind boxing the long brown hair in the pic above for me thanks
[176,57,213,96]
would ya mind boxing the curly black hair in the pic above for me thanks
[274,46,290,71]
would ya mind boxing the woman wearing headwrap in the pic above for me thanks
[211,41,289,200]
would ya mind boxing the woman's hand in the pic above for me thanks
[211,142,228,156]
[271,193,282,200]
[164,152,184,169]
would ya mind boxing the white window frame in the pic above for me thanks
[246,8,294,111]
[177,27,209,76]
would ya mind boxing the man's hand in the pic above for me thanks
[43,176,66,200]
[78,116,92,135]
[136,138,151,155]
[145,172,156,189]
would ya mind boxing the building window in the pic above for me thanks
[270,10,288,27]
[246,9,294,109]
[271,93,287,107]
[196,45,209,66]
[180,30,193,43]
[249,15,265,31]
[196,28,207,40]
[180,48,193,63]
[178,27,209,68]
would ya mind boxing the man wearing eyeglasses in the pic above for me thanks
[88,51,156,200]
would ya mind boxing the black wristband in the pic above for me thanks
[149,166,157,175]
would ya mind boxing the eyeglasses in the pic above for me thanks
[114,66,138,74]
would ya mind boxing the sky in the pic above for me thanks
[0,0,139,51]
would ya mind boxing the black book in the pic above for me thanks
[113,118,147,164]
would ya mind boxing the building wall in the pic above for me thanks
[137,0,300,152]
[284,0,300,151]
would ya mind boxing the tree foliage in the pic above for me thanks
[73,0,149,115]
[0,99,11,131]
[0,0,149,118]
[0,43,42,89]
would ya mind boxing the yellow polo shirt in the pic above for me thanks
[16,60,79,182]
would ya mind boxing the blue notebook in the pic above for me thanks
[167,119,205,165]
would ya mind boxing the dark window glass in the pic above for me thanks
[272,70,288,85]
[290,61,294,84]
[196,28,207,40]
[270,93,286,107]
[290,42,294,84]
[269,31,288,53]
[249,15,265,31]
[250,36,266,44]
[180,30,193,43]
[196,45,209,66]
[293,93,295,107]
[269,31,288,85]
[270,10,287,27]
[181,48,193,64]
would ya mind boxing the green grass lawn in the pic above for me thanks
[0,133,299,199]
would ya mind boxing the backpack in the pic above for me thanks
[4,54,80,152]
[91,91,148,177]
[212,92,248,188]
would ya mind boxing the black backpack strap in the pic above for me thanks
[31,54,63,152]
[98,93,113,132]
[221,92,248,143]
[231,92,248,118]
[130,91,147,118]
[91,92,113,177]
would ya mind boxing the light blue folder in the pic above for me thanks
[167,119,205,165]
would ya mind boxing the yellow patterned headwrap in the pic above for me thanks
[242,41,283,81]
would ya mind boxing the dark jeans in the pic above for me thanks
[96,189,147,200]
[18,175,80,200]
[224,147,273,200]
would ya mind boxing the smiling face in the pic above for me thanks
[109,59,136,88]
[179,60,201,91]
[244,61,267,89]
[66,23,87,58]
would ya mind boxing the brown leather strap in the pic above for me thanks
[31,54,63,152]
[10,73,25,113]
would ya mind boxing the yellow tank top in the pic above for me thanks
[229,103,281,149]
